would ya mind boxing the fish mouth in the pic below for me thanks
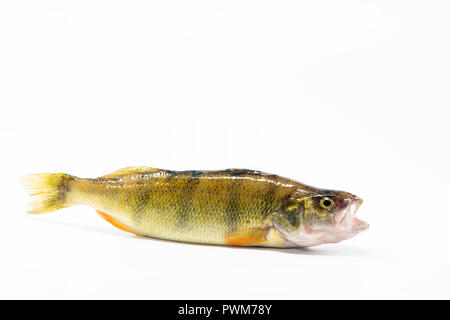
[337,196,368,232]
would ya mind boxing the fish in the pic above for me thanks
[22,166,368,247]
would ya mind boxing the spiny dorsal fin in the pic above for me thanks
[209,168,266,176]
[101,166,161,178]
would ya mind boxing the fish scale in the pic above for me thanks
[22,166,368,247]
[67,168,295,245]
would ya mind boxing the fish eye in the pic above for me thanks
[320,197,334,209]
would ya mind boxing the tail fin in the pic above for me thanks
[22,173,76,214]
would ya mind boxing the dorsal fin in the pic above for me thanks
[209,168,265,176]
[101,166,161,178]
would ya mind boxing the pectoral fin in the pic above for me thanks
[224,227,270,246]
[96,210,139,235]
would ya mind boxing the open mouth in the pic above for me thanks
[338,196,368,232]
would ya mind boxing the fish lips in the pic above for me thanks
[335,197,369,232]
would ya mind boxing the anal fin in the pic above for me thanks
[224,227,269,246]
[96,210,139,236]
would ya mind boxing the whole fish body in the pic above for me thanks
[23,167,368,247]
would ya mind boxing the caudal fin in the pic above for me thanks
[22,173,76,214]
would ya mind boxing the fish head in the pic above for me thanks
[272,189,368,247]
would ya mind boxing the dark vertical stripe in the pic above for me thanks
[224,175,242,233]
[162,169,178,212]
[175,173,201,230]
[132,169,171,226]
[262,184,278,217]
[131,176,153,226]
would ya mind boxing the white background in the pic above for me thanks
[1,1,449,299]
